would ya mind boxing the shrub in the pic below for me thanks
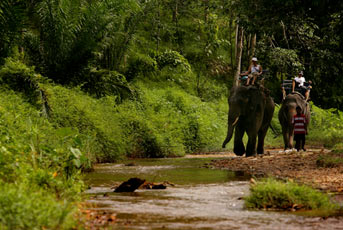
[126,52,158,80]
[126,82,228,154]
[316,154,343,168]
[81,68,133,101]
[156,50,191,72]
[316,144,343,168]
[308,104,343,147]
[0,182,78,230]
[245,178,338,213]
[45,85,124,162]
[0,88,84,229]
[332,143,343,153]
[0,58,51,116]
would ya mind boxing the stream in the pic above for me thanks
[84,156,343,230]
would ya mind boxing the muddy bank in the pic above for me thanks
[211,148,343,193]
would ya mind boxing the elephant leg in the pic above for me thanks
[288,125,294,149]
[257,128,267,155]
[246,131,257,157]
[281,125,290,150]
[233,124,245,156]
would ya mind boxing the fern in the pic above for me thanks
[0,0,26,61]
[0,58,51,117]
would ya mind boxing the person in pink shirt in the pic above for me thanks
[292,106,308,151]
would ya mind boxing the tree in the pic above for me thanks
[0,0,26,63]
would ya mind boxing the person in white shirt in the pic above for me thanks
[240,57,262,86]
[292,71,311,101]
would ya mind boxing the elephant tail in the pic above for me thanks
[269,123,280,138]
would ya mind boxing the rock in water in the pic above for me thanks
[114,178,146,192]
[140,182,167,189]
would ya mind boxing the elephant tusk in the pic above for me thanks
[232,117,239,126]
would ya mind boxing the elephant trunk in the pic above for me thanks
[222,117,239,148]
[283,103,296,149]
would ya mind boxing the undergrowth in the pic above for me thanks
[0,90,84,229]
[316,143,343,168]
[308,104,343,147]
[245,178,339,214]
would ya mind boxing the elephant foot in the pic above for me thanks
[245,151,257,157]
[234,152,244,156]
[234,144,245,156]
[245,153,257,158]
[257,148,264,155]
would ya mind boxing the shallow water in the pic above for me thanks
[84,157,343,230]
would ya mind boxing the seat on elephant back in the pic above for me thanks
[239,69,269,86]
[281,79,293,95]
[281,79,310,100]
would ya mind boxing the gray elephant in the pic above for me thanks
[278,92,311,149]
[222,85,275,157]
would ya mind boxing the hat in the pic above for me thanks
[252,57,258,62]
[299,71,303,75]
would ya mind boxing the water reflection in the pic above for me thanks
[84,157,343,230]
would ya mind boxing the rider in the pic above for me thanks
[240,57,263,86]
[292,71,311,101]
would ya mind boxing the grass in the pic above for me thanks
[316,143,343,168]
[0,89,84,229]
[316,154,343,168]
[244,178,339,214]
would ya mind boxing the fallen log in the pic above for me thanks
[140,182,167,190]
[114,178,146,192]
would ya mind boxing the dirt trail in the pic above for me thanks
[209,148,343,193]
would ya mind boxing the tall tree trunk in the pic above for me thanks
[246,33,251,68]
[234,24,239,58]
[156,0,161,52]
[229,15,234,79]
[234,26,244,86]
[249,33,256,61]
[173,0,180,50]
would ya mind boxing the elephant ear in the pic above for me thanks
[261,86,270,96]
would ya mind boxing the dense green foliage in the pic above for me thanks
[245,178,338,213]
[0,89,84,229]
[1,0,343,228]
[236,0,343,109]
[309,104,343,147]
[2,0,343,108]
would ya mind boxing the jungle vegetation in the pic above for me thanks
[0,0,343,229]
[245,178,339,214]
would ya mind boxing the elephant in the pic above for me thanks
[278,92,311,149]
[222,85,275,157]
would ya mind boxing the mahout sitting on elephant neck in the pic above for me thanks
[289,91,305,101]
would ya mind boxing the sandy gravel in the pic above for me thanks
[206,148,343,193]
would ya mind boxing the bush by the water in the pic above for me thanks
[244,178,338,212]
[0,89,84,229]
